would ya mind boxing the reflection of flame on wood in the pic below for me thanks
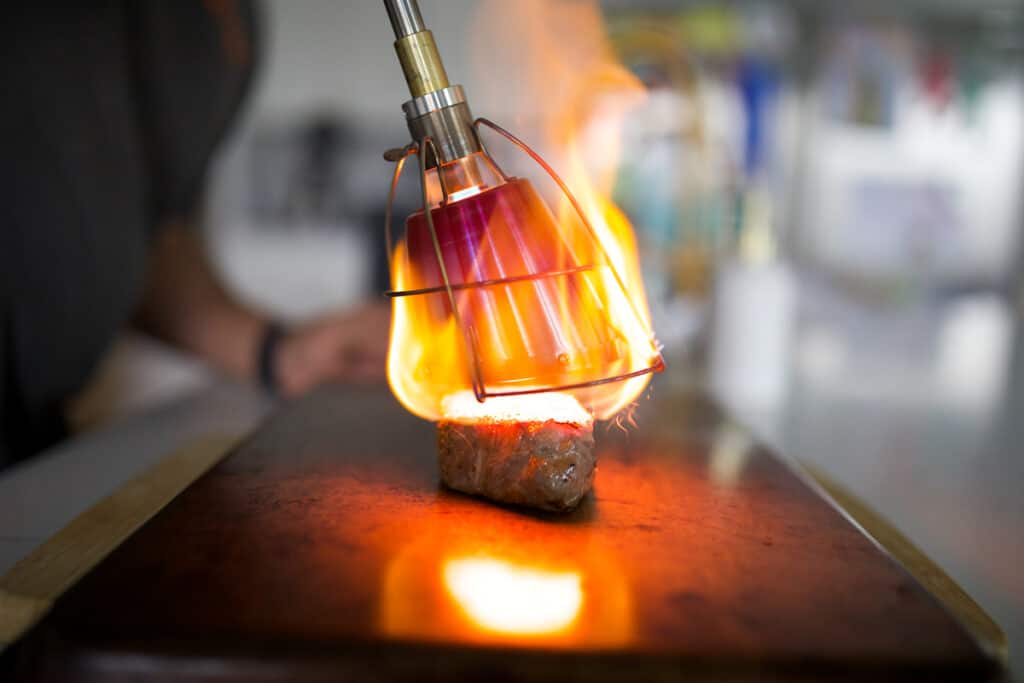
[443,557,582,635]
[380,531,632,647]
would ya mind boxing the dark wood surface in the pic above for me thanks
[8,386,1000,681]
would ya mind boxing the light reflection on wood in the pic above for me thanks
[380,521,632,647]
[443,557,583,635]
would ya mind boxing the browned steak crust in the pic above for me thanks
[437,419,595,512]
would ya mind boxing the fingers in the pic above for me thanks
[335,348,387,383]
[343,360,388,384]
[275,304,393,397]
[337,304,391,367]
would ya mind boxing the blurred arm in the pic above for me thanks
[134,220,266,381]
[134,220,390,396]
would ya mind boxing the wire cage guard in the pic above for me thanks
[383,118,665,404]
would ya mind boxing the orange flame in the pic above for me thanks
[386,0,659,423]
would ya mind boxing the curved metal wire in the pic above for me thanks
[383,144,417,272]
[386,265,595,298]
[473,117,664,364]
[418,137,486,401]
[379,118,664,406]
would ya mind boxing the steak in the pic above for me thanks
[437,418,595,512]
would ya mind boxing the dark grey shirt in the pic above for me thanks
[0,1,258,466]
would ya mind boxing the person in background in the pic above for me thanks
[0,1,389,467]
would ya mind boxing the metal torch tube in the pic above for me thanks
[383,0,448,98]
[382,0,481,166]
[383,0,425,38]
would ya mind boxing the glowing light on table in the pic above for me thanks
[442,557,583,635]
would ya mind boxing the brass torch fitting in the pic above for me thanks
[383,0,481,167]
[394,30,449,98]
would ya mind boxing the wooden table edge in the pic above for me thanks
[0,426,1006,670]
[0,434,242,652]
[795,458,1008,666]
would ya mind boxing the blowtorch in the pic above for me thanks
[380,0,664,423]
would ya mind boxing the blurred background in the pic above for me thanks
[56,0,1024,674]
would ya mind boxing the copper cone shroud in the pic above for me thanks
[385,121,663,421]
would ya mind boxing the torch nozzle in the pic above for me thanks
[382,0,480,167]
[383,0,449,99]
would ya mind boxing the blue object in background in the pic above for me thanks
[737,57,780,179]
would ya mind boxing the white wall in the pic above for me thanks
[257,0,484,129]
[799,78,1024,283]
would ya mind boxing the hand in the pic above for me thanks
[274,303,391,397]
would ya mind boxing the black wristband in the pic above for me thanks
[258,322,286,396]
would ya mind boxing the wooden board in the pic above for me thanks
[4,387,1003,681]
[0,436,240,649]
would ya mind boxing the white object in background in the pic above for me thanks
[0,381,271,576]
[794,323,849,385]
[208,221,372,324]
[710,259,796,412]
[67,332,215,432]
[936,294,1015,413]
